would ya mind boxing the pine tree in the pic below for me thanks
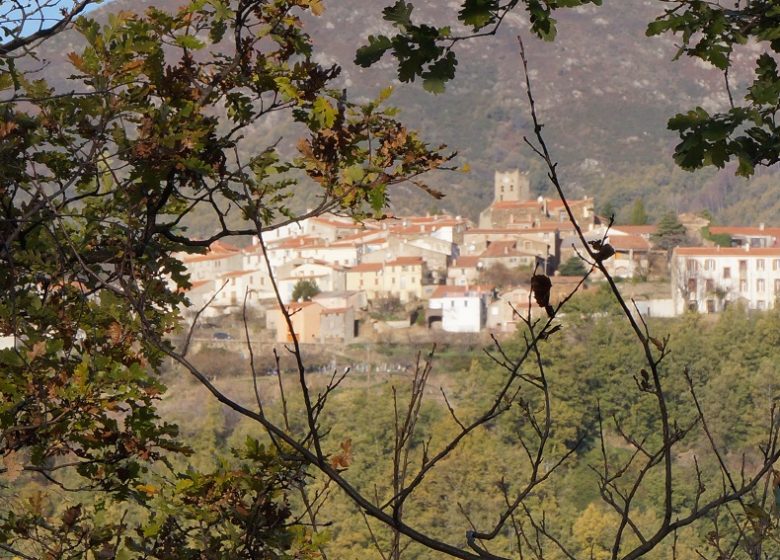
[652,212,688,251]
[629,199,649,225]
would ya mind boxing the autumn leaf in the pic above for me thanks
[108,322,123,344]
[135,483,158,497]
[66,52,87,72]
[0,121,18,139]
[61,504,82,527]
[330,438,352,469]
[2,451,24,482]
[309,0,325,16]
[26,340,46,362]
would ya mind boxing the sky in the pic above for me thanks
[3,0,103,40]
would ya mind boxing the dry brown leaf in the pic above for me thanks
[3,450,24,482]
[330,438,352,469]
[26,340,46,362]
[108,322,123,344]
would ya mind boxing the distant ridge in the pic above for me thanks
[26,0,780,226]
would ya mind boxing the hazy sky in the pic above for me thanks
[3,0,102,39]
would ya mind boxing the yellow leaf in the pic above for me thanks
[461,162,471,173]
[310,0,325,16]
[135,483,158,497]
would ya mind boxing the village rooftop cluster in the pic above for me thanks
[178,170,780,343]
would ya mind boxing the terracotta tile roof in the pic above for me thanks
[321,307,350,315]
[273,236,322,249]
[310,217,363,229]
[221,270,254,278]
[609,235,651,251]
[386,256,424,267]
[674,246,780,256]
[338,230,388,243]
[286,301,318,311]
[480,241,536,258]
[709,226,780,237]
[546,197,592,210]
[465,227,533,234]
[430,285,492,298]
[209,240,241,253]
[347,262,383,273]
[450,256,480,268]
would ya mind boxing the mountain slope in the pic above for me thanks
[27,0,780,225]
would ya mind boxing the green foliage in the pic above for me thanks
[557,256,587,276]
[0,0,450,555]
[700,226,732,247]
[361,0,780,176]
[652,211,689,251]
[629,198,649,225]
[648,3,780,175]
[356,0,602,93]
[291,279,321,302]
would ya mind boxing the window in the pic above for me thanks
[704,259,715,270]
[740,279,747,292]
[757,259,765,271]
[773,259,780,271]
[757,279,765,292]
[687,278,697,293]
[739,260,748,274]
[723,267,731,279]
[706,300,715,313]
[686,259,698,272]
[705,279,714,292]
[776,279,780,294]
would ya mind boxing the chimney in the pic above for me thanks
[744,244,750,252]
[760,222,765,231]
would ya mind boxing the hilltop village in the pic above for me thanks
[178,170,780,343]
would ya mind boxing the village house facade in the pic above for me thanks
[671,246,780,314]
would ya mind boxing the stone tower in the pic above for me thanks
[493,169,530,203]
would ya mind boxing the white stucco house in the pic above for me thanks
[671,246,780,314]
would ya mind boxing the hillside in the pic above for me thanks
[27,0,780,226]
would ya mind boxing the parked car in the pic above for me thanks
[212,331,232,340]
